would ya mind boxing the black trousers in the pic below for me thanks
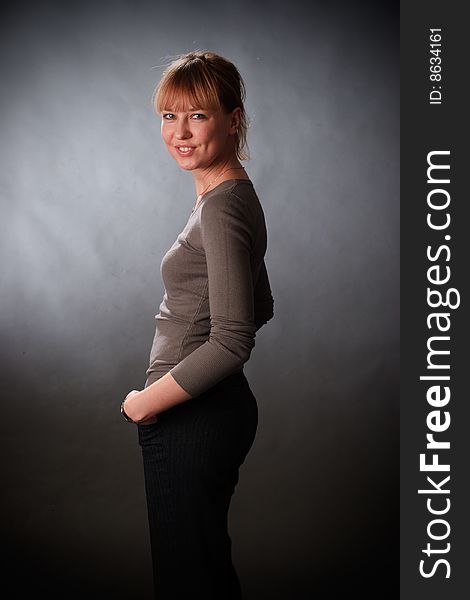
[137,370,258,600]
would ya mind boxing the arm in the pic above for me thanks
[123,193,257,422]
[123,372,192,423]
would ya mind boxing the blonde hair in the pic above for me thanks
[152,50,250,161]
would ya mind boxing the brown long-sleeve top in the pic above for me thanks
[144,178,274,397]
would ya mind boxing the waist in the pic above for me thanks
[145,364,245,391]
[146,317,209,374]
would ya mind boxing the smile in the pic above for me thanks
[175,146,196,156]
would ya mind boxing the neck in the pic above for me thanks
[193,158,245,198]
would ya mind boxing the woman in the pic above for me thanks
[121,50,274,599]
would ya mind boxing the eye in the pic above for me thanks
[191,113,207,120]
[162,113,175,120]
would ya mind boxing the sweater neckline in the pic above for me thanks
[190,178,253,215]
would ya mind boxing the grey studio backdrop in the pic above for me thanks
[0,1,399,599]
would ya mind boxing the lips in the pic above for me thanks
[175,146,196,156]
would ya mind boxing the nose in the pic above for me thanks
[175,117,192,140]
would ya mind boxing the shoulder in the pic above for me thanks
[199,184,257,249]
[201,181,261,224]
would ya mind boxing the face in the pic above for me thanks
[160,104,240,172]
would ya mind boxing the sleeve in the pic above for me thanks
[168,194,257,397]
[254,259,274,331]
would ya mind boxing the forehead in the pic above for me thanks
[160,94,219,112]
[157,83,221,113]
[162,105,201,111]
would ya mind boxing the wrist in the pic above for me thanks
[121,391,143,423]
[120,398,136,423]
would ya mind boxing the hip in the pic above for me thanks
[136,370,258,453]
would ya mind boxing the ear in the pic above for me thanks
[228,107,242,134]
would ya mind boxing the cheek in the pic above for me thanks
[161,125,172,144]
[203,126,226,148]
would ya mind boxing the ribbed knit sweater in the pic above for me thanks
[144,178,274,397]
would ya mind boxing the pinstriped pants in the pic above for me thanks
[137,371,258,600]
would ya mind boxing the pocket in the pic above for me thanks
[138,421,157,429]
[138,416,159,427]
[137,418,163,446]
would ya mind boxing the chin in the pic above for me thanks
[171,154,197,171]
[175,157,209,171]
[177,161,198,171]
